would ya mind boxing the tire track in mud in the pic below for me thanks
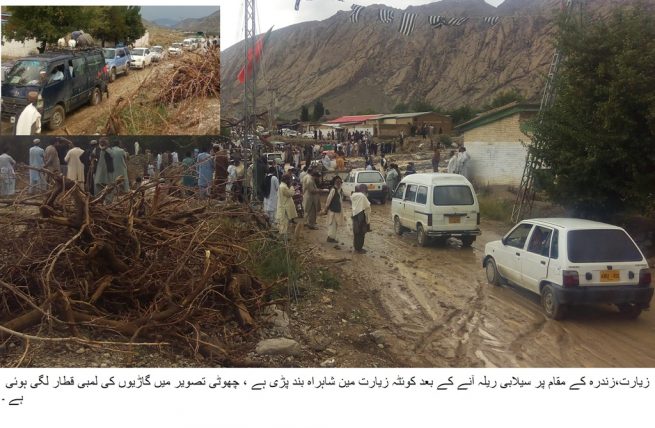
[307,199,655,367]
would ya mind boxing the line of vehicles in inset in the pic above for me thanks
[0,36,209,131]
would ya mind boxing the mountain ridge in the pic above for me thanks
[221,0,653,120]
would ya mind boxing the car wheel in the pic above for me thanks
[461,236,475,247]
[485,258,501,286]
[417,224,428,247]
[110,68,116,82]
[393,216,403,236]
[541,284,566,320]
[89,87,101,106]
[48,105,65,130]
[617,304,642,319]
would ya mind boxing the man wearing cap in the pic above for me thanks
[15,91,41,136]
[351,184,371,253]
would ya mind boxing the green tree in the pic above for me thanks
[91,6,145,47]
[300,105,309,122]
[6,6,94,51]
[312,100,325,121]
[532,6,655,219]
[392,103,410,114]
[484,89,525,111]
[447,105,477,125]
[411,99,434,112]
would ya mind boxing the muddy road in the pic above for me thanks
[304,201,655,367]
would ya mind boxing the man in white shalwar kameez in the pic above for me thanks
[263,167,279,224]
[65,143,86,184]
[15,92,41,136]
[28,139,46,193]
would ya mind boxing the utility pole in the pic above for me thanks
[510,0,582,223]
[243,0,259,200]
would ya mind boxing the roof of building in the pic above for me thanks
[326,114,383,124]
[455,102,540,133]
[377,111,444,120]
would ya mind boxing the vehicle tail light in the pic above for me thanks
[639,269,652,286]
[476,213,480,225]
[562,270,579,288]
[427,214,432,227]
[36,93,43,110]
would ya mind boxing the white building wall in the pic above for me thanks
[1,36,39,57]
[133,31,149,47]
[466,141,528,187]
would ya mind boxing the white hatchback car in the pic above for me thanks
[130,48,152,69]
[342,169,387,203]
[483,218,653,320]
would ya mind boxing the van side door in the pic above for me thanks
[43,61,69,116]
[403,184,418,230]
[391,183,407,227]
[413,185,431,231]
[69,57,89,108]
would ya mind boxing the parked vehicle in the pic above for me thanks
[1,49,108,130]
[182,38,197,50]
[102,47,130,82]
[168,43,183,56]
[281,128,298,137]
[483,218,653,320]
[301,131,315,139]
[263,152,283,165]
[129,48,152,69]
[343,169,387,203]
[150,46,165,62]
[391,173,480,247]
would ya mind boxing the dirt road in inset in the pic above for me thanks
[304,201,655,367]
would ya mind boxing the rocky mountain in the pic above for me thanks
[175,9,220,34]
[221,0,653,120]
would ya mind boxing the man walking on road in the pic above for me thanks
[351,184,371,253]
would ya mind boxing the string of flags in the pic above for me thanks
[293,1,501,36]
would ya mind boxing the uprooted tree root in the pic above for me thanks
[104,49,220,135]
[0,172,282,365]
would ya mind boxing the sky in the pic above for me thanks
[218,0,506,50]
[140,5,219,22]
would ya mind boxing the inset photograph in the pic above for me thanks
[1,5,219,136]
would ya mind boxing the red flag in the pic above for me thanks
[238,27,273,84]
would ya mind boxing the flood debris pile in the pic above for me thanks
[104,49,220,135]
[0,174,277,364]
[156,48,220,104]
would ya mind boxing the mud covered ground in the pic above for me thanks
[4,197,653,369]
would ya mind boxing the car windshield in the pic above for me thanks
[132,49,145,56]
[102,49,116,59]
[5,60,46,86]
[567,229,643,263]
[153,48,162,53]
[356,172,384,183]
[172,43,182,48]
[433,185,474,206]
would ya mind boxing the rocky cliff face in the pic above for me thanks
[221,0,651,120]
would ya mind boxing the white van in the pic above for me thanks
[391,173,481,247]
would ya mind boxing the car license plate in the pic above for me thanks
[448,216,461,224]
[600,270,620,282]
[368,184,376,190]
